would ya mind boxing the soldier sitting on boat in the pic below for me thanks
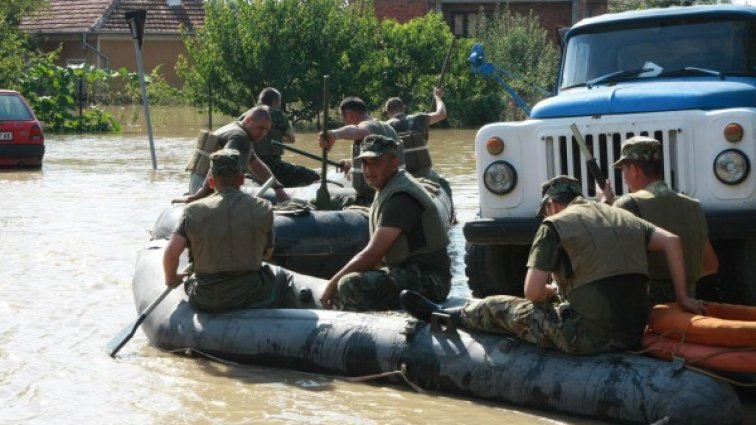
[319,97,400,206]
[179,106,290,204]
[239,87,320,188]
[163,148,302,313]
[401,175,705,355]
[320,135,451,311]
[598,136,720,306]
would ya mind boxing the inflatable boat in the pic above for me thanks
[156,175,454,278]
[132,240,743,425]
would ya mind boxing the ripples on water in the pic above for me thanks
[0,124,625,424]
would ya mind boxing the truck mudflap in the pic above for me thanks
[463,217,541,246]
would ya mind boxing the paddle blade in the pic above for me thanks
[316,183,330,210]
[107,321,139,358]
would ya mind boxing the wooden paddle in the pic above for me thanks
[107,179,276,358]
[315,75,331,210]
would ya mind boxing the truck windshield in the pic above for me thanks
[560,18,756,89]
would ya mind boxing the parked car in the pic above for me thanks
[0,90,44,168]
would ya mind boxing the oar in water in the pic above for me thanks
[271,140,341,168]
[315,75,331,210]
[107,179,275,358]
[107,262,192,358]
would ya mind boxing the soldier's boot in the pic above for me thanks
[400,290,462,324]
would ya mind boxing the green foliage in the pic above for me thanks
[468,6,558,119]
[114,65,185,106]
[18,62,120,133]
[0,10,54,90]
[370,13,454,112]
[179,0,379,124]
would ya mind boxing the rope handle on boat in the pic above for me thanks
[343,363,425,393]
[168,350,426,392]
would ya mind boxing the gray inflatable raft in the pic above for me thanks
[133,240,742,425]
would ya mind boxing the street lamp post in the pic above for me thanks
[125,10,157,170]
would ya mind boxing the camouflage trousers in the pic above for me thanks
[460,296,629,355]
[185,265,303,313]
[336,263,451,312]
[263,156,320,188]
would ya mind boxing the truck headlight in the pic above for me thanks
[483,161,517,194]
[713,149,750,185]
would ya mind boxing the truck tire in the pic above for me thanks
[465,243,529,297]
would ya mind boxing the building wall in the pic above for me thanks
[374,0,431,23]
[36,35,187,87]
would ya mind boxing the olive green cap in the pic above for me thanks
[355,135,400,159]
[613,136,662,168]
[210,148,242,176]
[537,175,582,217]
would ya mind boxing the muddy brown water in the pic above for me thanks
[1,107,751,424]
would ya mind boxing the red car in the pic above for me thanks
[0,90,44,168]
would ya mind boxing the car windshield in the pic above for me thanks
[560,18,756,89]
[0,95,33,120]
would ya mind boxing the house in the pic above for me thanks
[375,0,608,42]
[19,0,204,87]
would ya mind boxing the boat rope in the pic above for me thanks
[343,363,425,393]
[168,347,244,366]
[168,349,427,391]
[630,330,756,387]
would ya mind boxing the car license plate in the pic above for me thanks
[0,132,12,141]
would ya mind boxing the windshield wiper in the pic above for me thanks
[659,67,724,79]
[585,67,651,89]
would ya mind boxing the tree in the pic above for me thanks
[467,6,558,119]
[178,0,379,124]
[0,1,53,90]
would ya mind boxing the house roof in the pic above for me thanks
[19,0,204,35]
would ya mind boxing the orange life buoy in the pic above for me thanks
[647,302,756,348]
[641,333,756,373]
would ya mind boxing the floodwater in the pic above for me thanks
[0,107,749,424]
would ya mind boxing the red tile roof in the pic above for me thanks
[20,0,204,35]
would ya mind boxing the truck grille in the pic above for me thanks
[544,129,678,197]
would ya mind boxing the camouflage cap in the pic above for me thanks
[210,148,243,176]
[355,135,400,160]
[613,136,662,168]
[537,175,582,217]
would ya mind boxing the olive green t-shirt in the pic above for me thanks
[377,192,451,273]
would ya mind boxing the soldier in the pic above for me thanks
[163,149,301,313]
[240,88,319,187]
[384,87,447,180]
[320,135,451,311]
[177,106,289,203]
[319,97,399,204]
[401,176,706,355]
[600,136,720,305]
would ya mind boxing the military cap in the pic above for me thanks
[355,135,400,159]
[210,148,243,176]
[613,136,662,168]
[537,175,583,217]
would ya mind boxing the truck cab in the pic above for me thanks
[464,6,756,303]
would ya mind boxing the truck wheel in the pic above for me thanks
[465,243,528,297]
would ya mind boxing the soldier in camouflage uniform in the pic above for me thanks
[320,135,451,311]
[401,176,705,355]
[600,136,720,305]
[163,149,302,313]
[319,97,400,205]
[177,106,290,203]
[240,88,319,187]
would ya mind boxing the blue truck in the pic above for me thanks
[464,5,756,304]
